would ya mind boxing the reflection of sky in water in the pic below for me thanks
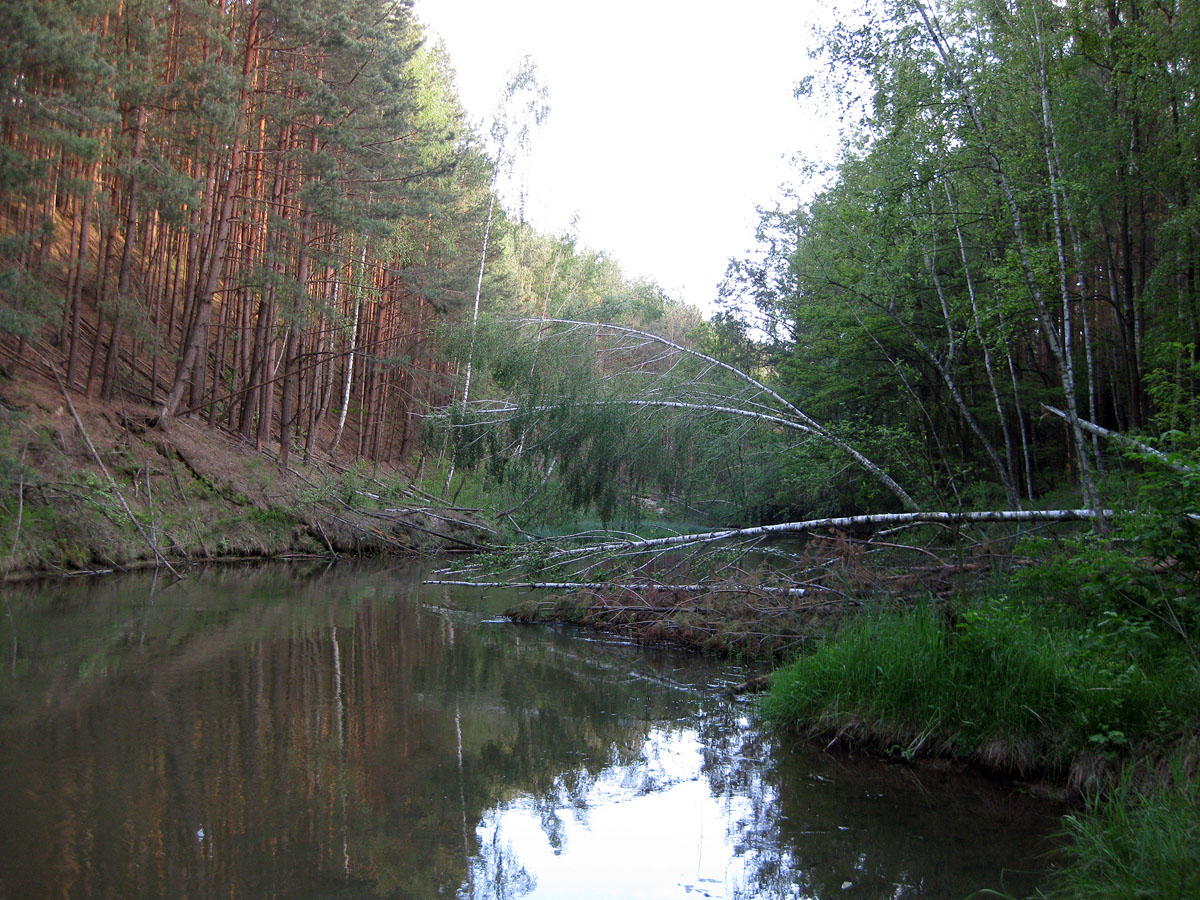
[462,727,771,900]
[0,564,1060,900]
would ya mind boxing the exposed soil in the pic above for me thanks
[0,370,490,580]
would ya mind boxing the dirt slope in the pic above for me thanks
[0,371,489,579]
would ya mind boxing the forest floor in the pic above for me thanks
[0,369,492,581]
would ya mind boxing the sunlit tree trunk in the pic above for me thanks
[160,0,261,420]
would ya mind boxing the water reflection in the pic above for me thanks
[462,713,1056,900]
[0,562,1058,900]
[696,708,1059,899]
[463,727,755,899]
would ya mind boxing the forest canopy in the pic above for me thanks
[707,0,1200,522]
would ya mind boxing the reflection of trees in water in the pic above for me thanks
[0,563,697,900]
[694,710,1058,900]
[462,826,538,900]
[459,725,689,900]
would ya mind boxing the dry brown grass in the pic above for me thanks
[506,583,850,661]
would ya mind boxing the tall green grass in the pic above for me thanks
[762,593,1200,898]
[1051,761,1200,900]
[761,598,1198,778]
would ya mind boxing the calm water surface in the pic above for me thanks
[0,561,1061,899]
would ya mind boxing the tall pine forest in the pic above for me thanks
[0,0,674,486]
[2,0,1199,537]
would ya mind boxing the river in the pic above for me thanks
[0,560,1061,899]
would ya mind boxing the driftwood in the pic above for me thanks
[505,582,850,660]
[277,459,491,553]
[729,674,772,696]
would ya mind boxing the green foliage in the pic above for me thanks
[763,595,1199,774]
[1014,451,1200,665]
[1052,762,1200,900]
[434,304,757,529]
[246,506,296,528]
[0,0,116,339]
[771,418,924,519]
[718,0,1200,510]
[1144,342,1200,438]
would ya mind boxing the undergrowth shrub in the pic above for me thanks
[1017,451,1200,668]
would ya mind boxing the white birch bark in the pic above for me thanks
[1040,404,1197,474]
[330,244,365,454]
[460,192,495,406]
[524,508,1112,565]
[424,580,810,595]
[944,179,1018,498]
[1008,351,1036,501]
[914,0,1104,520]
[1029,2,1103,472]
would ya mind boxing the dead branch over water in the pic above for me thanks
[440,512,1083,660]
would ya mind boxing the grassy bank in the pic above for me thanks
[761,596,1198,782]
[760,578,1199,897]
[1054,762,1199,900]
[754,455,1200,897]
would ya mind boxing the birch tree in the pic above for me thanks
[460,57,549,407]
[436,315,918,521]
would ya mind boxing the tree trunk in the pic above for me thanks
[159,0,259,419]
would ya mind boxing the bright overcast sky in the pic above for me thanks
[414,0,843,315]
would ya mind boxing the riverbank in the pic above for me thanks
[762,594,1199,899]
[503,536,1200,899]
[0,373,490,580]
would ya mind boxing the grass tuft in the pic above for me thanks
[761,598,1198,779]
[1050,759,1200,900]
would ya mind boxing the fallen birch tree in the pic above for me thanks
[438,508,1110,594]
[425,580,810,595]
[428,318,1191,608]
[527,507,1109,564]
[435,316,919,512]
[1041,405,1198,476]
